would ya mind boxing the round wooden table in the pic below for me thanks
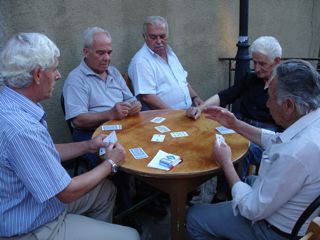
[93,109,249,240]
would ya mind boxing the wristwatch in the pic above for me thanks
[106,159,118,174]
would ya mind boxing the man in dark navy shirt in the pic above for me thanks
[187,36,282,202]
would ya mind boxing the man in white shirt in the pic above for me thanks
[186,60,320,239]
[128,16,203,110]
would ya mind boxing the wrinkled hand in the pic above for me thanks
[203,106,237,129]
[111,102,132,120]
[88,134,109,153]
[128,100,142,116]
[192,96,204,107]
[211,140,232,168]
[186,107,201,120]
[104,143,126,166]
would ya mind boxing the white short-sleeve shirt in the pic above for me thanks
[128,43,192,110]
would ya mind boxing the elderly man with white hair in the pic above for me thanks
[0,32,140,240]
[187,36,284,203]
[187,59,320,239]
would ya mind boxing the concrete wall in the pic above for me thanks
[1,0,319,143]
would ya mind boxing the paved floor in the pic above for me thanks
[118,181,217,240]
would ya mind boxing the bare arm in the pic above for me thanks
[188,84,204,106]
[56,143,125,203]
[204,106,262,145]
[139,94,171,109]
[199,94,221,110]
[55,134,108,162]
[186,94,220,120]
[72,102,132,129]
[212,141,240,187]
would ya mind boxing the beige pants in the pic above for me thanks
[1,179,140,240]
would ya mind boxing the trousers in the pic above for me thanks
[1,179,140,240]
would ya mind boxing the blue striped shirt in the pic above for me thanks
[0,87,71,237]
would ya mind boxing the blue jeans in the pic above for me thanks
[72,129,98,168]
[238,116,280,179]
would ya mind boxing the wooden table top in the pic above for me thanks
[93,109,249,178]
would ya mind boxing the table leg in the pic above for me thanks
[138,174,215,240]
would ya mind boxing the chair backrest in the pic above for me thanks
[300,217,320,240]
[290,194,320,240]
[60,94,74,135]
[122,73,134,95]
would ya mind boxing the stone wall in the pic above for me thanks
[1,0,319,142]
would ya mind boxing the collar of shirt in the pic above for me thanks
[277,108,320,143]
[80,58,109,78]
[2,86,45,124]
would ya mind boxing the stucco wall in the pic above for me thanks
[1,0,319,143]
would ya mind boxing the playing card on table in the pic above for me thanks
[150,117,166,124]
[99,131,118,156]
[215,134,226,145]
[151,134,166,142]
[102,124,122,131]
[129,147,149,159]
[170,131,189,138]
[216,126,235,134]
[154,125,171,133]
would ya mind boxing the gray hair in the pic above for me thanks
[143,16,169,36]
[272,59,320,115]
[83,27,112,48]
[250,36,282,62]
[0,32,60,89]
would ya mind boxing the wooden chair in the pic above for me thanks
[300,217,320,240]
[290,194,320,240]
[122,73,134,94]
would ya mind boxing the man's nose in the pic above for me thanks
[56,71,62,81]
[255,64,261,72]
[155,36,162,44]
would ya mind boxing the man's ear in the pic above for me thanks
[283,98,296,117]
[274,57,281,64]
[32,68,41,85]
[83,48,89,58]
[142,33,147,41]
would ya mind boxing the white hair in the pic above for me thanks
[83,27,112,48]
[0,32,60,89]
[143,16,169,36]
[250,36,282,62]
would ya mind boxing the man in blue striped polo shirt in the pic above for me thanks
[0,33,140,240]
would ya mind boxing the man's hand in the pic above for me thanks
[211,140,232,168]
[110,102,132,119]
[87,134,109,153]
[104,143,125,166]
[186,107,201,120]
[128,100,142,116]
[192,96,204,107]
[203,106,237,129]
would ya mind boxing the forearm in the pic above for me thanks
[140,94,170,109]
[72,112,113,129]
[55,141,93,161]
[223,161,241,187]
[199,94,220,110]
[57,160,112,203]
[232,119,262,145]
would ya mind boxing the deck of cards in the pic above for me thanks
[147,150,182,171]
